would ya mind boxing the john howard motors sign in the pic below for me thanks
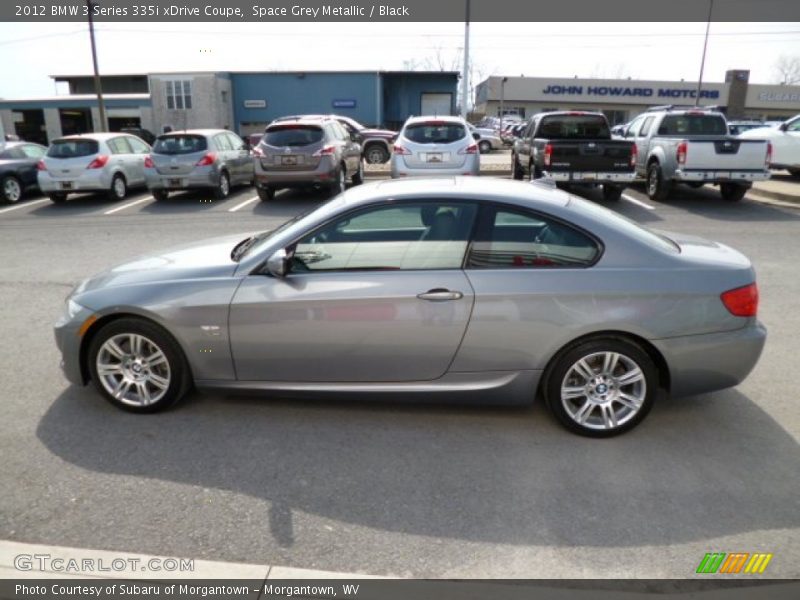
[542,84,720,100]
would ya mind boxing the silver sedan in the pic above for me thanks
[54,178,766,437]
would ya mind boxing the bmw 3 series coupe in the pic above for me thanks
[54,178,766,436]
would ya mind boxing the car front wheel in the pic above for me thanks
[1,175,23,203]
[88,318,190,413]
[107,174,127,201]
[545,338,657,437]
[646,162,671,201]
[213,171,230,199]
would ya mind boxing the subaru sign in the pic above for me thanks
[332,99,357,109]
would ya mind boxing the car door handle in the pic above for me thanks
[417,288,463,301]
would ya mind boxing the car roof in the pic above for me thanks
[54,132,135,142]
[404,115,466,126]
[157,129,233,137]
[266,118,329,129]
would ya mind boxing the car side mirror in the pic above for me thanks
[472,132,480,140]
[350,132,362,143]
[266,248,289,278]
[779,123,788,132]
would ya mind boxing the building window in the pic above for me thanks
[221,90,228,104]
[166,80,192,110]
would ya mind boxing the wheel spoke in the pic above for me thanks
[145,349,167,368]
[104,339,126,359]
[574,400,594,424]
[600,404,618,429]
[562,386,586,400]
[148,372,169,389]
[130,334,144,357]
[616,367,644,387]
[602,352,619,375]
[135,382,151,405]
[573,359,595,382]
[616,392,641,410]
[97,362,123,377]
[113,379,132,400]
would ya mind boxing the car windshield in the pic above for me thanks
[153,135,207,155]
[539,115,610,139]
[658,115,728,136]
[404,122,467,144]
[263,126,324,147]
[46,139,99,158]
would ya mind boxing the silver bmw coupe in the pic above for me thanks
[54,178,766,437]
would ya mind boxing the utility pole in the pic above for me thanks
[500,76,508,132]
[694,0,714,107]
[460,0,470,118]
[86,0,107,131]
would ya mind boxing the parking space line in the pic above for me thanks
[0,198,51,215]
[228,196,259,212]
[103,195,153,215]
[622,194,655,210]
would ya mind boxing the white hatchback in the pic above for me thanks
[390,116,480,178]
[37,133,151,203]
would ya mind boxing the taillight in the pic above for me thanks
[195,152,217,167]
[630,144,638,168]
[36,160,47,171]
[393,145,411,155]
[721,283,758,317]
[312,145,336,157]
[459,143,478,155]
[86,155,109,169]
[676,141,688,166]
[143,155,154,169]
[543,143,553,167]
[765,142,772,168]
[252,146,264,157]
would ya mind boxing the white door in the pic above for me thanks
[421,93,453,116]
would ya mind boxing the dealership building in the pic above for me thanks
[475,70,800,124]
[0,70,459,145]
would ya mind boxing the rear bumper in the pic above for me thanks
[391,156,480,178]
[38,170,111,193]
[145,166,218,191]
[544,170,635,184]
[254,157,337,188]
[674,169,771,183]
[652,321,767,397]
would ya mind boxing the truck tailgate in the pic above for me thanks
[683,139,769,171]
[547,140,634,172]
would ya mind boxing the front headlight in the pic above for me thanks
[65,298,85,319]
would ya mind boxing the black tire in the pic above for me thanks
[544,337,658,438]
[602,184,623,202]
[152,189,169,202]
[213,171,230,200]
[48,193,68,204]
[1,175,23,204]
[364,144,389,164]
[719,183,748,202]
[646,162,671,201]
[530,163,543,181]
[512,154,524,180]
[257,186,275,201]
[478,140,492,154]
[351,159,365,185]
[329,166,346,198]
[107,174,127,201]
[788,169,800,179]
[87,318,191,414]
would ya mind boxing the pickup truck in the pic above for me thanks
[738,113,800,179]
[621,107,772,201]
[512,111,636,201]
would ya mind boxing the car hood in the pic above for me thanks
[361,128,397,139]
[73,232,253,295]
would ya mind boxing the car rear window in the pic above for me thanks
[404,123,467,144]
[657,115,728,136]
[153,135,208,155]
[46,139,99,158]
[538,115,610,139]
[263,126,324,147]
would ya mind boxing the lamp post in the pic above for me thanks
[460,0,470,118]
[86,0,107,131]
[694,0,714,107]
[499,76,508,132]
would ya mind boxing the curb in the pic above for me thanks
[747,187,800,205]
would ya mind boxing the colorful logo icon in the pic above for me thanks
[696,552,773,574]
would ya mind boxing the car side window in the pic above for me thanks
[21,144,45,158]
[127,136,150,154]
[626,117,643,138]
[786,118,800,132]
[214,134,232,151]
[291,202,478,272]
[638,117,654,137]
[0,147,26,159]
[108,137,132,155]
[467,206,600,269]
[226,132,244,150]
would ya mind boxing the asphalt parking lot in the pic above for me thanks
[1,173,799,579]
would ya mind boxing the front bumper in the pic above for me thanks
[652,320,767,397]
[38,170,111,194]
[544,171,636,184]
[674,169,771,183]
[53,302,96,386]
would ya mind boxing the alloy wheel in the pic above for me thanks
[96,333,171,407]
[2,177,22,203]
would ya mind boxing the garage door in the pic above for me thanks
[420,93,453,116]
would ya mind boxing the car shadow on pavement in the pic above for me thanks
[37,384,800,549]
[27,192,124,217]
[137,188,253,214]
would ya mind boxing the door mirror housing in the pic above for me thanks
[350,132,363,143]
[266,248,290,278]
[472,132,481,140]
[779,122,788,132]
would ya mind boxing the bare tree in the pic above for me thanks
[773,55,800,85]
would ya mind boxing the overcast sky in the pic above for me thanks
[0,21,798,100]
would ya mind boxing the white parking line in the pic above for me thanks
[103,195,153,215]
[621,193,655,210]
[0,198,51,214]
[228,195,259,212]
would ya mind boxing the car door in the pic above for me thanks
[106,137,135,184]
[228,200,478,382]
[125,135,150,186]
[212,133,234,180]
[226,132,252,184]
[774,116,800,166]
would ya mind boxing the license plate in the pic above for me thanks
[426,153,443,163]
[60,182,73,190]
[168,179,182,187]
[583,173,596,180]
[281,156,298,166]
[715,172,732,179]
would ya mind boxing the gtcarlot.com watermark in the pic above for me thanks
[14,553,194,573]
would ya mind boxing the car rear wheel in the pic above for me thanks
[152,190,169,201]
[719,183,748,202]
[213,171,230,199]
[602,184,623,201]
[478,140,492,154]
[107,174,127,201]
[1,175,22,203]
[48,193,68,204]
[364,144,389,164]
[257,186,275,201]
[512,154,524,180]
[329,167,346,197]
[545,338,657,437]
[646,162,671,201]
[351,159,365,185]
[88,318,190,413]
